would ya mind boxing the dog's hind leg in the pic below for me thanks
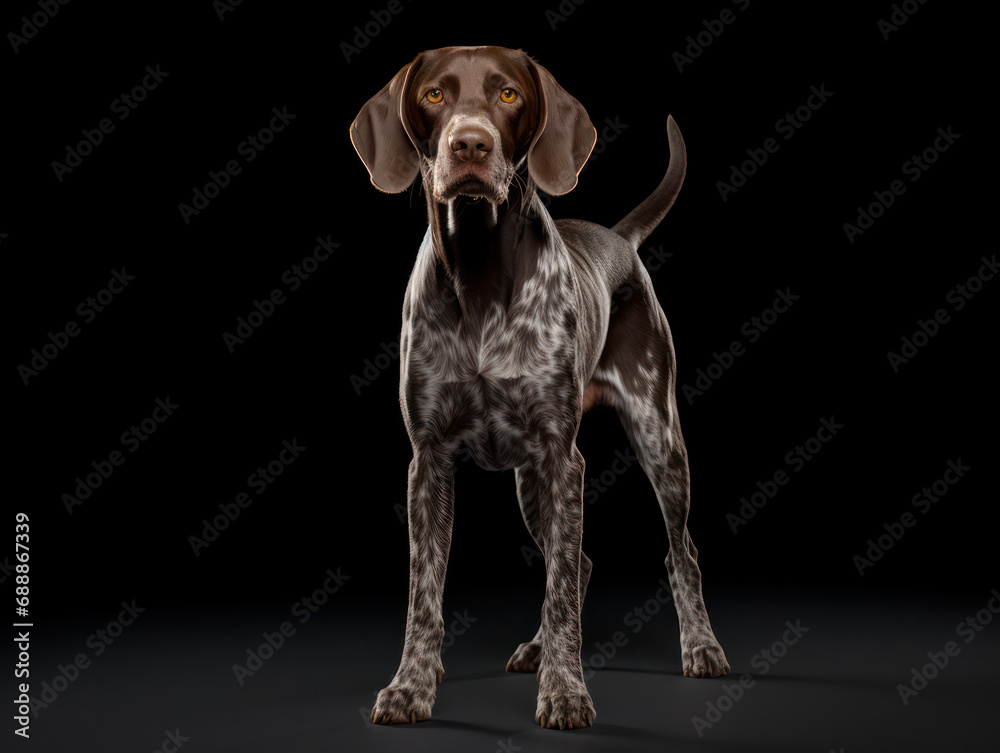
[593,274,730,678]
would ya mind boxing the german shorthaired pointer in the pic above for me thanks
[351,45,729,730]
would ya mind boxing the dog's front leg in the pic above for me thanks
[533,445,596,730]
[371,448,455,724]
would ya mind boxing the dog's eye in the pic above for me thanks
[425,89,444,104]
[500,88,518,103]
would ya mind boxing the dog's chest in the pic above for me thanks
[410,294,569,383]
[406,300,576,470]
[469,302,564,380]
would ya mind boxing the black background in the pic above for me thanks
[8,1,994,623]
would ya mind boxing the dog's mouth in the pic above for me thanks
[438,164,506,204]
[454,177,492,199]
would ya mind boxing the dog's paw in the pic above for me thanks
[506,641,541,673]
[370,684,434,725]
[682,642,730,678]
[535,690,596,729]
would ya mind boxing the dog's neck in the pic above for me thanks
[441,197,503,272]
[426,188,554,313]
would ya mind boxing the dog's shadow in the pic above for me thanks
[418,718,511,734]
[606,665,886,689]
[594,665,683,678]
[443,668,511,684]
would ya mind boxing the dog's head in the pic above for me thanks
[350,46,596,206]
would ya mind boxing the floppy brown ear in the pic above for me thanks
[350,60,423,193]
[526,61,597,196]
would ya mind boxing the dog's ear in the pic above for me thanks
[526,60,597,196]
[350,58,423,193]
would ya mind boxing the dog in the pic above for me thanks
[351,45,729,730]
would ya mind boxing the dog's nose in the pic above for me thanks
[449,127,494,161]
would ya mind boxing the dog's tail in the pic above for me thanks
[611,115,687,250]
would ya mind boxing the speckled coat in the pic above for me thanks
[351,45,729,730]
